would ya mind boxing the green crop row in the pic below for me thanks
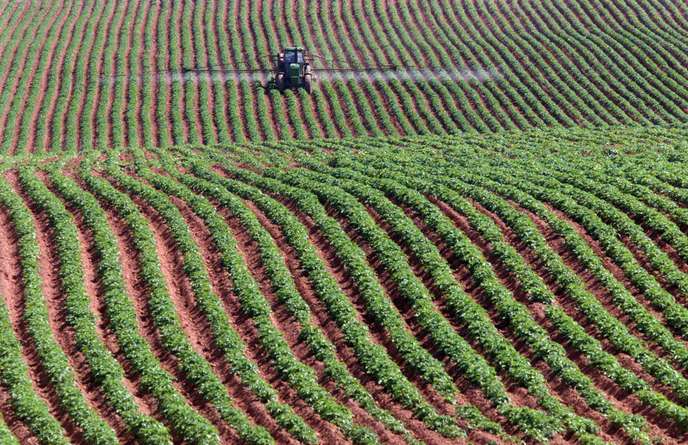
[0,175,118,444]
[18,166,170,444]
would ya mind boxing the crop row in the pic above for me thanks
[1,0,688,152]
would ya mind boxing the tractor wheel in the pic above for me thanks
[304,73,313,94]
[276,73,285,91]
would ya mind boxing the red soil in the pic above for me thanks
[165,192,315,445]
[0,1,67,147]
[222,0,249,142]
[341,0,409,136]
[295,200,455,410]
[19,0,92,153]
[254,0,284,140]
[86,0,131,151]
[0,2,29,61]
[388,0,475,131]
[237,0,259,139]
[5,171,126,441]
[0,206,58,444]
[332,207,497,412]
[0,386,39,445]
[42,173,156,420]
[293,0,342,138]
[125,0,149,149]
[67,0,117,151]
[112,0,143,149]
[226,195,407,443]
[86,171,239,443]
[53,1,113,152]
[146,2,161,147]
[0,3,50,105]
[456,196,686,441]
[544,203,688,341]
[168,1,189,144]
[181,0,205,144]
[353,201,585,440]
[530,204,688,382]
[240,195,451,444]
[324,1,380,136]
[633,232,688,297]
[412,1,498,126]
[278,0,318,140]
[262,0,299,141]
[156,1,175,147]
[352,0,428,134]
[305,1,356,138]
[423,196,643,442]
[114,184,246,443]
[199,0,220,144]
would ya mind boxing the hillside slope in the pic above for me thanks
[0,126,687,443]
[0,0,687,153]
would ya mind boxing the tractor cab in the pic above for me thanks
[282,48,305,64]
[273,47,313,93]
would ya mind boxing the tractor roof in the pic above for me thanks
[285,46,304,52]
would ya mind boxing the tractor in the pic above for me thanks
[183,46,397,94]
[272,47,314,93]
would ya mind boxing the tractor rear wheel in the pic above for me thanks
[304,73,313,94]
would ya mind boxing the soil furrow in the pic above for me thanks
[43,174,156,420]
[0,197,72,443]
[461,196,685,439]
[7,171,126,440]
[21,0,94,153]
[218,194,403,443]
[545,201,688,328]
[172,192,336,443]
[111,0,142,148]
[347,199,529,404]
[520,201,688,383]
[419,195,649,443]
[0,0,68,148]
[0,386,37,445]
[106,180,241,442]
[86,171,237,443]
[241,195,451,444]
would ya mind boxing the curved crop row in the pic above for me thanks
[0,0,687,151]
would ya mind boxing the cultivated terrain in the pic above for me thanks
[1,1,688,444]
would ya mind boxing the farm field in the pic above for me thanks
[0,0,687,153]
[3,0,688,444]
[0,124,687,444]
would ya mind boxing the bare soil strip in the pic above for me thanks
[347,200,566,436]
[146,2,161,147]
[218,194,403,443]
[0,205,54,445]
[166,192,308,444]
[6,171,126,441]
[109,184,240,442]
[418,196,639,443]
[21,1,94,153]
[0,387,37,445]
[544,202,688,341]
[44,174,157,420]
[524,203,688,385]
[457,196,685,440]
[87,172,238,443]
[242,195,451,444]
[0,0,68,147]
